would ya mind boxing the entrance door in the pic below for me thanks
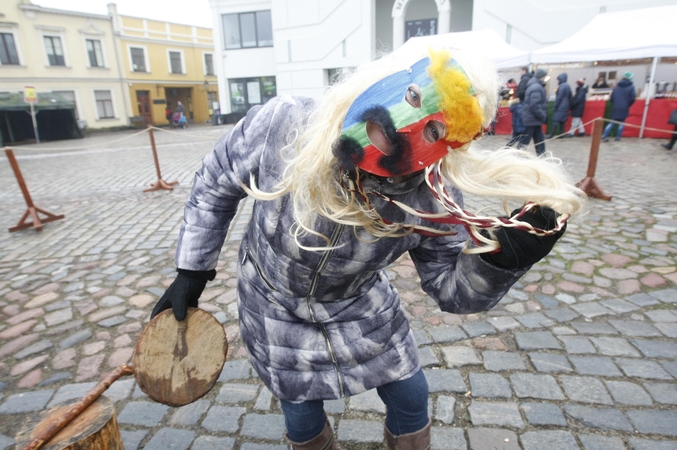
[136,90,152,125]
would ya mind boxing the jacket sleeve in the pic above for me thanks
[529,90,546,123]
[174,97,290,271]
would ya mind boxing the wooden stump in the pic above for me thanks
[15,396,123,450]
[132,307,228,406]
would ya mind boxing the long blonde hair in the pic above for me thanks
[247,47,586,249]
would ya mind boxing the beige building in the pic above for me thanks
[0,1,129,131]
[108,4,219,126]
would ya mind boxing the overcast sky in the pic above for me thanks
[32,0,214,28]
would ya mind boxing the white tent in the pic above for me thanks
[398,29,530,70]
[530,5,677,137]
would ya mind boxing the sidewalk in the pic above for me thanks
[0,130,675,449]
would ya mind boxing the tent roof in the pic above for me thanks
[531,5,677,63]
[0,92,74,111]
[397,29,530,69]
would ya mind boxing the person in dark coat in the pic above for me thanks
[546,73,572,138]
[602,72,636,142]
[564,79,589,137]
[515,66,533,102]
[519,68,548,155]
[507,99,525,147]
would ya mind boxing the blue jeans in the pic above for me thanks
[519,125,546,155]
[602,122,625,139]
[280,369,429,442]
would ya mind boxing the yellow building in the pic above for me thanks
[108,4,218,126]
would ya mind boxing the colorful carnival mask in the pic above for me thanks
[334,49,484,177]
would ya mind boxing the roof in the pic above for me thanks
[530,5,677,63]
[397,29,530,69]
[0,92,75,111]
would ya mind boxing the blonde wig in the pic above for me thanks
[246,46,587,250]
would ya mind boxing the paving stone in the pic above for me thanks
[645,310,677,322]
[514,312,554,329]
[468,401,524,428]
[543,307,579,322]
[59,329,93,349]
[0,433,12,450]
[48,382,96,407]
[461,321,495,337]
[349,389,385,413]
[528,352,573,373]
[571,302,615,318]
[625,293,660,306]
[431,427,466,450]
[605,380,653,406]
[649,288,677,303]
[482,351,526,371]
[559,376,613,405]
[488,316,521,332]
[626,410,677,437]
[441,346,480,367]
[579,434,626,450]
[510,373,565,400]
[170,399,211,426]
[631,339,677,358]
[13,340,53,359]
[217,359,251,382]
[600,298,641,313]
[557,335,596,354]
[514,331,560,350]
[39,372,71,387]
[117,401,169,427]
[240,444,286,450]
[336,419,383,443]
[563,405,633,431]
[191,436,236,450]
[469,373,512,398]
[570,322,619,335]
[120,430,148,450]
[254,386,274,411]
[643,382,677,405]
[608,320,662,337]
[655,322,677,338]
[104,377,134,402]
[240,413,286,440]
[569,356,623,376]
[590,336,641,356]
[629,438,677,450]
[434,395,456,424]
[429,326,468,343]
[143,428,194,450]
[418,345,440,367]
[467,427,519,450]
[424,369,467,393]
[201,406,246,433]
[520,431,578,450]
[0,390,53,414]
[216,383,259,403]
[324,398,345,414]
[615,357,673,380]
[520,402,566,426]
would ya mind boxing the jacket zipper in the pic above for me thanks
[244,245,278,292]
[306,224,345,397]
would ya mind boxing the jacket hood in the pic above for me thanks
[618,78,633,87]
[557,73,568,83]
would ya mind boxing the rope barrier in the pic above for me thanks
[149,125,225,141]
[537,117,676,145]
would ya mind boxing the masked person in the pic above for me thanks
[151,47,585,450]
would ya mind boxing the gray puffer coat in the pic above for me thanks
[176,96,527,402]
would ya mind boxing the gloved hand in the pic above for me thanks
[481,206,566,270]
[150,268,216,321]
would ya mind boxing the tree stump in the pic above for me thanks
[132,307,228,406]
[15,396,122,450]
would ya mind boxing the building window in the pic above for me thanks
[204,53,214,76]
[229,76,276,113]
[53,90,78,119]
[405,19,437,41]
[168,50,183,74]
[222,10,273,50]
[44,36,65,66]
[0,32,19,65]
[130,46,147,72]
[86,39,104,67]
[95,90,114,118]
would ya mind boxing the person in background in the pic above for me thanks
[592,75,610,89]
[516,66,533,102]
[165,104,172,124]
[507,98,525,147]
[564,79,589,137]
[547,73,572,139]
[602,72,636,142]
[505,78,518,100]
[519,68,549,156]
[661,109,677,150]
[176,101,186,117]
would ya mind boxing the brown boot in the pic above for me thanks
[286,420,339,450]
[384,420,431,450]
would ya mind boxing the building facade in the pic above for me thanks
[108,4,219,126]
[0,1,128,130]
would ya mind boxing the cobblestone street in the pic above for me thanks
[0,123,676,450]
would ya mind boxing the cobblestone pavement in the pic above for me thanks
[0,125,676,450]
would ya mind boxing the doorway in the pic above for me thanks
[136,90,152,124]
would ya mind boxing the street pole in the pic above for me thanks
[29,101,40,143]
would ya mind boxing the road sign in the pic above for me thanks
[24,86,37,103]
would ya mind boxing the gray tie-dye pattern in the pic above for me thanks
[176,96,526,402]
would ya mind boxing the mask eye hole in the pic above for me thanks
[423,120,446,143]
[405,84,421,108]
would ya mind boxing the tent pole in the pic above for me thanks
[640,56,658,139]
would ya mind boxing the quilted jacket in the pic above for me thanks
[175,96,527,402]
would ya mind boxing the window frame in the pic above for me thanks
[0,31,21,65]
[43,34,66,67]
[128,45,150,73]
[85,38,106,68]
[166,48,186,75]
[93,89,116,120]
[222,10,273,50]
[203,51,214,76]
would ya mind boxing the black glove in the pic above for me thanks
[481,206,566,270]
[150,268,216,321]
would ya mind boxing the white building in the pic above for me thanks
[209,0,677,114]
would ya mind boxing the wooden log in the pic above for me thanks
[132,307,228,406]
[15,396,123,450]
